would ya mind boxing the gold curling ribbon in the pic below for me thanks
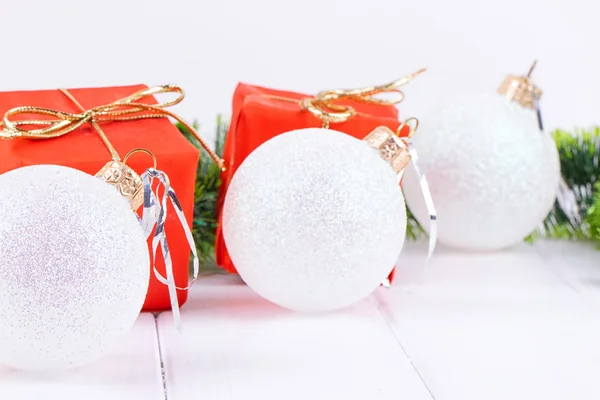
[265,68,427,128]
[0,85,225,171]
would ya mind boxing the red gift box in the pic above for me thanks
[216,82,413,283]
[0,84,199,311]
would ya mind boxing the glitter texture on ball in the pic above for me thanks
[402,93,560,251]
[222,128,407,312]
[0,165,150,371]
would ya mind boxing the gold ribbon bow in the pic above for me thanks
[0,85,225,171]
[286,68,426,128]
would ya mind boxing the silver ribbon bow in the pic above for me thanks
[139,168,199,330]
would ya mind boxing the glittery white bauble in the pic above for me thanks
[223,128,407,312]
[403,92,560,250]
[0,165,150,371]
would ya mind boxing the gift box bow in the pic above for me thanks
[0,85,224,169]
[258,68,427,129]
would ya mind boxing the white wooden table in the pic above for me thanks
[2,241,600,400]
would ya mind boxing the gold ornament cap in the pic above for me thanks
[96,160,145,211]
[497,61,542,109]
[95,149,157,211]
[363,126,411,174]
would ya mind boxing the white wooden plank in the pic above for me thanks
[158,274,434,400]
[374,241,600,400]
[0,314,164,400]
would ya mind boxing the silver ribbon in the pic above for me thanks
[556,178,582,227]
[534,94,581,228]
[403,138,437,261]
[139,168,199,330]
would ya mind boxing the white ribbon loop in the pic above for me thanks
[140,168,200,331]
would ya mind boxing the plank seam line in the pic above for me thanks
[532,243,600,312]
[531,243,583,295]
[373,297,437,400]
[154,312,169,400]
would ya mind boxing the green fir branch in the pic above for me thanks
[540,127,600,241]
[589,184,600,244]
[405,207,427,241]
[177,116,227,271]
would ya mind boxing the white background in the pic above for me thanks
[1,0,597,142]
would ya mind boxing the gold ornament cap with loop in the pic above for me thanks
[96,149,157,211]
[363,118,418,175]
[497,61,542,110]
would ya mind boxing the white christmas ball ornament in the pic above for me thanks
[223,128,407,312]
[403,92,560,250]
[0,165,149,371]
